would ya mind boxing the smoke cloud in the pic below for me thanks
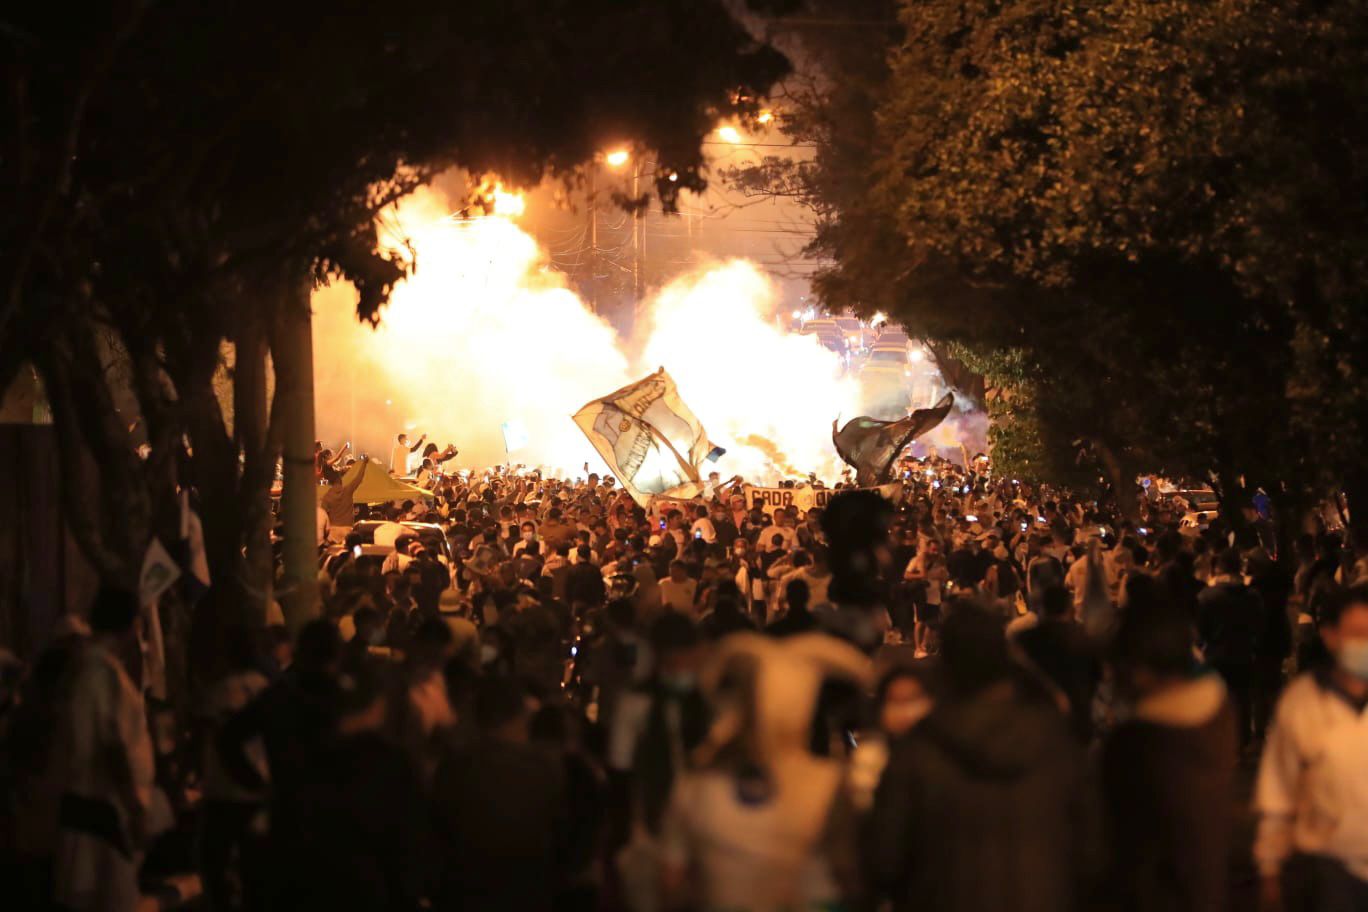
[312,186,953,482]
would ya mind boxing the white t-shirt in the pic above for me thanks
[390,439,411,475]
[759,525,798,553]
[661,761,846,912]
[904,553,946,605]
[690,517,717,544]
[660,577,698,615]
[1255,673,1368,881]
[785,566,833,607]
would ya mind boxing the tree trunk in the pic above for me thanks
[234,321,276,627]
[271,279,319,632]
[30,323,154,587]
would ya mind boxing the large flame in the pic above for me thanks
[313,187,629,471]
[313,187,864,481]
[637,260,860,479]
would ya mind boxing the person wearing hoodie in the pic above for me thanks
[1102,597,1237,912]
[866,603,1100,912]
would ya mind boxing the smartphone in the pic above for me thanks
[352,545,362,558]
[1020,522,1028,532]
[694,530,703,539]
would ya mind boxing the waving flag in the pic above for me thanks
[573,368,710,506]
[832,392,955,486]
[501,419,530,454]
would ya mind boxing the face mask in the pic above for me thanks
[1337,637,1368,681]
[480,644,499,666]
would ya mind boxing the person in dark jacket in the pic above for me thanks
[218,620,342,905]
[1013,585,1101,742]
[867,604,1100,912]
[1245,550,1293,743]
[278,663,430,912]
[431,677,567,911]
[1197,548,1265,749]
[1103,599,1238,912]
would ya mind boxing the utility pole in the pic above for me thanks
[631,169,641,316]
[273,276,320,633]
[588,166,598,313]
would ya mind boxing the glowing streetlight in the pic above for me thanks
[757,109,774,125]
[872,310,888,325]
[908,348,925,363]
[605,148,630,168]
[716,125,742,144]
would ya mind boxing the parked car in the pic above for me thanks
[351,520,454,564]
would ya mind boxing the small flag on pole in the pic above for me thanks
[502,419,530,454]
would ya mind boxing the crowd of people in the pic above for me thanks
[2,435,1367,912]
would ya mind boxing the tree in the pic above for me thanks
[754,0,1368,532]
[3,1,788,676]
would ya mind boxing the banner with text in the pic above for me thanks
[743,482,903,517]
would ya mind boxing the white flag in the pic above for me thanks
[501,419,530,454]
[140,538,181,606]
[138,539,177,700]
[573,368,710,507]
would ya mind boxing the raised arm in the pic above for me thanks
[342,458,370,498]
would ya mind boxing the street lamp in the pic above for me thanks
[605,148,630,168]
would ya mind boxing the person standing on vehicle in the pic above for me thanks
[390,431,426,476]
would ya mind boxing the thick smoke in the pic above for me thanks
[312,187,946,482]
[312,187,629,471]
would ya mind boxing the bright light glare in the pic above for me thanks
[491,186,525,217]
[872,311,888,325]
[313,188,865,480]
[605,149,630,168]
[717,125,742,144]
[667,171,679,182]
[757,110,774,125]
[908,348,924,363]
